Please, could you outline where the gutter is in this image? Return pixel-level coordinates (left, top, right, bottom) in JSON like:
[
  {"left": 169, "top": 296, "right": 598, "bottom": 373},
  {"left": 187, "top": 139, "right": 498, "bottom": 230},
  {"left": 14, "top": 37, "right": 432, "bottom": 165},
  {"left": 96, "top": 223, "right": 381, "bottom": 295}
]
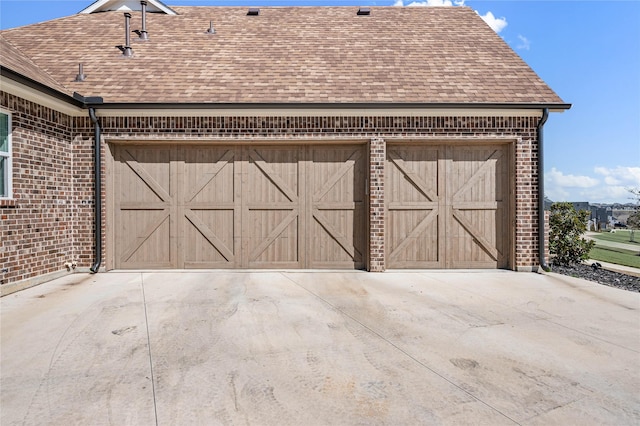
[
  {"left": 71, "top": 94, "right": 105, "bottom": 273},
  {"left": 82, "top": 101, "right": 573, "bottom": 111},
  {"left": 537, "top": 108, "right": 550, "bottom": 272},
  {"left": 88, "top": 107, "right": 102, "bottom": 273}
]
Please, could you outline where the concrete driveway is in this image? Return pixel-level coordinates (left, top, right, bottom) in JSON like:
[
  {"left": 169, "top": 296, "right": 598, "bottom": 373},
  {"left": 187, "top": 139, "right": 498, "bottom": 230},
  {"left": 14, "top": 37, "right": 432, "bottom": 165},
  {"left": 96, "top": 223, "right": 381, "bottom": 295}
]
[{"left": 2, "top": 271, "right": 639, "bottom": 425}]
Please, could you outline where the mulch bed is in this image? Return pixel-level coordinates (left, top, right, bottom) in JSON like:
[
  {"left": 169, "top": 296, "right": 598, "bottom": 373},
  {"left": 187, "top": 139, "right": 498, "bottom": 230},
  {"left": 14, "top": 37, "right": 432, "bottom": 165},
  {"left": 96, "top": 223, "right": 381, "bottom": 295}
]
[{"left": 551, "top": 263, "right": 640, "bottom": 293}]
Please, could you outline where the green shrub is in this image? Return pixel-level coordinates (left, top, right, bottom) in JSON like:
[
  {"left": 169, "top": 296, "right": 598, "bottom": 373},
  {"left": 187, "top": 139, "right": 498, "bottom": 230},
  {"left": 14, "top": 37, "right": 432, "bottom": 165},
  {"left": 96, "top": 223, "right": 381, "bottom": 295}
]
[{"left": 549, "top": 202, "right": 595, "bottom": 266}]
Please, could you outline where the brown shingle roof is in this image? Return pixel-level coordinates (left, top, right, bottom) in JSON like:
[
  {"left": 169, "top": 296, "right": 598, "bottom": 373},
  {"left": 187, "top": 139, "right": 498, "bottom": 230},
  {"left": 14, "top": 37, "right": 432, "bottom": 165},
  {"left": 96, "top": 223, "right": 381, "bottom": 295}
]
[
  {"left": 0, "top": 6, "right": 566, "bottom": 106},
  {"left": 0, "top": 34, "right": 71, "bottom": 95}
]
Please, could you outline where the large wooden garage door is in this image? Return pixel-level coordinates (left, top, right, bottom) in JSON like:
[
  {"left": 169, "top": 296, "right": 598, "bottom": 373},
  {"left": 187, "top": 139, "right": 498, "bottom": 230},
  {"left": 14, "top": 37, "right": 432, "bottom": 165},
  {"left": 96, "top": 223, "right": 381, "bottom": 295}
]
[
  {"left": 111, "top": 144, "right": 365, "bottom": 269},
  {"left": 386, "top": 144, "right": 510, "bottom": 269}
]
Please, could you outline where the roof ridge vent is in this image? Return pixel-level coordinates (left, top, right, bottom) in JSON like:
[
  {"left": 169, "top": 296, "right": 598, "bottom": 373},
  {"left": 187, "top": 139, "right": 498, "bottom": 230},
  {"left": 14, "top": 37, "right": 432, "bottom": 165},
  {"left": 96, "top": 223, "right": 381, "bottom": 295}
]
[
  {"left": 133, "top": 0, "right": 149, "bottom": 41},
  {"left": 357, "top": 7, "right": 371, "bottom": 15},
  {"left": 247, "top": 8, "right": 260, "bottom": 16},
  {"left": 116, "top": 13, "right": 134, "bottom": 57}
]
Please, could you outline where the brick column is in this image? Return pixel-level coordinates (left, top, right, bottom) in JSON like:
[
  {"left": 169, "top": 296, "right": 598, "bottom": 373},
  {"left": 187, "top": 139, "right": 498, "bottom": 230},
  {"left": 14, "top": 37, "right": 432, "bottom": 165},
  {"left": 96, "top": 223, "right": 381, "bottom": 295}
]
[{"left": 369, "top": 137, "right": 385, "bottom": 271}]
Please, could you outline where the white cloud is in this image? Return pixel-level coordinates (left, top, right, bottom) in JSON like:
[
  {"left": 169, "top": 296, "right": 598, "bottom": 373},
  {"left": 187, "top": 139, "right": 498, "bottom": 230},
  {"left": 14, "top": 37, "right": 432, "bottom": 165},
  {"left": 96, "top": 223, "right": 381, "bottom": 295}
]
[
  {"left": 395, "top": 0, "right": 465, "bottom": 6},
  {"left": 545, "top": 166, "right": 640, "bottom": 204},
  {"left": 546, "top": 167, "right": 599, "bottom": 189},
  {"left": 516, "top": 35, "right": 530, "bottom": 50},
  {"left": 577, "top": 186, "right": 632, "bottom": 204},
  {"left": 594, "top": 166, "right": 640, "bottom": 187},
  {"left": 392, "top": 0, "right": 507, "bottom": 35},
  {"left": 546, "top": 186, "right": 570, "bottom": 203},
  {"left": 478, "top": 11, "right": 507, "bottom": 33}
]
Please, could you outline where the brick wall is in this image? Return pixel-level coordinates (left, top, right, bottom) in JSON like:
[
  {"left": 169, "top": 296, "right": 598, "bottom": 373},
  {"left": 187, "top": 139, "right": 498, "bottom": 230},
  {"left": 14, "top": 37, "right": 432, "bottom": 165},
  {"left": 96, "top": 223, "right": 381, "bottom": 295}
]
[
  {"left": 0, "top": 94, "right": 75, "bottom": 285},
  {"left": 368, "top": 137, "right": 385, "bottom": 272},
  {"left": 2, "top": 90, "right": 544, "bottom": 286}
]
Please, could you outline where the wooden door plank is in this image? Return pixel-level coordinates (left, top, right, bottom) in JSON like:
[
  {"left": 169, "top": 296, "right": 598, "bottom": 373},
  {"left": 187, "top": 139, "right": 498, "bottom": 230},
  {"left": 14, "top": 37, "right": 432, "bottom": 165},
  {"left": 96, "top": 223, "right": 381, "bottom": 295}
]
[
  {"left": 312, "top": 210, "right": 358, "bottom": 259},
  {"left": 120, "top": 202, "right": 169, "bottom": 210},
  {"left": 249, "top": 209, "right": 299, "bottom": 261},
  {"left": 184, "top": 209, "right": 234, "bottom": 261},
  {"left": 240, "top": 147, "right": 249, "bottom": 268},
  {"left": 180, "top": 146, "right": 241, "bottom": 268},
  {"left": 171, "top": 145, "right": 179, "bottom": 269},
  {"left": 388, "top": 149, "right": 439, "bottom": 202},
  {"left": 122, "top": 149, "right": 172, "bottom": 203},
  {"left": 114, "top": 146, "right": 175, "bottom": 269},
  {"left": 386, "top": 145, "right": 441, "bottom": 268},
  {"left": 249, "top": 149, "right": 299, "bottom": 203},
  {"left": 388, "top": 202, "right": 439, "bottom": 210},
  {"left": 184, "top": 149, "right": 234, "bottom": 203},
  {"left": 246, "top": 147, "right": 301, "bottom": 267},
  {"left": 452, "top": 201, "right": 499, "bottom": 210},
  {"left": 119, "top": 209, "right": 170, "bottom": 263},
  {"left": 246, "top": 203, "right": 303, "bottom": 210},
  {"left": 313, "top": 202, "right": 359, "bottom": 210},
  {"left": 439, "top": 146, "right": 448, "bottom": 268},
  {"left": 309, "top": 145, "right": 365, "bottom": 268},
  {"left": 312, "top": 149, "right": 362, "bottom": 202},
  {"left": 451, "top": 149, "right": 502, "bottom": 201},
  {"left": 300, "top": 147, "right": 309, "bottom": 268},
  {"left": 389, "top": 208, "right": 438, "bottom": 261},
  {"left": 233, "top": 147, "right": 243, "bottom": 268},
  {"left": 452, "top": 209, "right": 499, "bottom": 260},
  {"left": 113, "top": 146, "right": 123, "bottom": 268}
]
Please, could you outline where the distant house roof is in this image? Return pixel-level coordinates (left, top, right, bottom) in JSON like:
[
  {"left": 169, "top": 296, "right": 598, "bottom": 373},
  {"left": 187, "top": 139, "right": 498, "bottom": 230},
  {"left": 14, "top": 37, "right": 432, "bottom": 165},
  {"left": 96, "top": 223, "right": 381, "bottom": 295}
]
[{"left": 0, "top": 6, "right": 568, "bottom": 108}]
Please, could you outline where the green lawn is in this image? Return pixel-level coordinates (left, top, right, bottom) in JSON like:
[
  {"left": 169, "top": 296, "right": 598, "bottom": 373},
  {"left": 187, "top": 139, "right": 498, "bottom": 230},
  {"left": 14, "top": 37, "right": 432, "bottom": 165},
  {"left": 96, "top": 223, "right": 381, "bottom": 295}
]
[
  {"left": 589, "top": 246, "right": 640, "bottom": 268},
  {"left": 591, "top": 230, "right": 639, "bottom": 245}
]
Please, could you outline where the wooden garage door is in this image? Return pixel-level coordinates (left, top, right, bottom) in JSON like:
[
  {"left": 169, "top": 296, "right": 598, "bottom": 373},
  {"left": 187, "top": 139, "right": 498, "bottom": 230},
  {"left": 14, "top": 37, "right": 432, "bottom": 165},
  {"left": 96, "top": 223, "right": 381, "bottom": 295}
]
[
  {"left": 112, "top": 144, "right": 365, "bottom": 269},
  {"left": 386, "top": 144, "right": 510, "bottom": 269}
]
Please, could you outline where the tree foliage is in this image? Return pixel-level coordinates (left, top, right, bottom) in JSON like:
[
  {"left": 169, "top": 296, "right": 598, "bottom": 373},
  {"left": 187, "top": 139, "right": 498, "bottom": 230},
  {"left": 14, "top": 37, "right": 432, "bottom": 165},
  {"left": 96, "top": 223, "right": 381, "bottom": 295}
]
[{"left": 549, "top": 202, "right": 595, "bottom": 266}]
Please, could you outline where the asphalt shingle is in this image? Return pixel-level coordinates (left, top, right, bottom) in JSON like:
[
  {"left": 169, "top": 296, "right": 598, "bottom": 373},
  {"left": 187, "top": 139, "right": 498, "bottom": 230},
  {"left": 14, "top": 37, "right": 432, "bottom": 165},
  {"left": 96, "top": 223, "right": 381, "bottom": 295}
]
[{"left": 0, "top": 6, "right": 565, "bottom": 105}]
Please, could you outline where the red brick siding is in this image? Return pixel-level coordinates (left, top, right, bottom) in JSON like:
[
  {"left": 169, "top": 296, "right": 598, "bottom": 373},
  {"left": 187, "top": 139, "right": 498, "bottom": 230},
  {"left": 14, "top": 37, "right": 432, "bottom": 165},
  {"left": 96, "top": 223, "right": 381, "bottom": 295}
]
[
  {"left": 0, "top": 94, "right": 75, "bottom": 285},
  {"left": 2, "top": 91, "right": 544, "bottom": 285},
  {"left": 368, "top": 137, "right": 385, "bottom": 272}
]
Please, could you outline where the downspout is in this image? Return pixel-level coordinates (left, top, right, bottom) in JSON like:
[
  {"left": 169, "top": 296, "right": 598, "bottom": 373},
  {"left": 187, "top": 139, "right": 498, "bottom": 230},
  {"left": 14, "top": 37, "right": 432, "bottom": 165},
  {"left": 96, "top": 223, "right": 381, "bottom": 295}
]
[
  {"left": 537, "top": 108, "right": 550, "bottom": 272},
  {"left": 89, "top": 107, "right": 102, "bottom": 273}
]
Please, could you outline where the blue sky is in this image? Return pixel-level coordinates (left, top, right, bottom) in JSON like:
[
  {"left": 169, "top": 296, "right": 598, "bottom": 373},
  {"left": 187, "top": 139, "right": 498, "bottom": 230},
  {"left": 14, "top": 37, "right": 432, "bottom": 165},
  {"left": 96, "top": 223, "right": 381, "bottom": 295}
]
[{"left": 1, "top": 0, "right": 639, "bottom": 204}]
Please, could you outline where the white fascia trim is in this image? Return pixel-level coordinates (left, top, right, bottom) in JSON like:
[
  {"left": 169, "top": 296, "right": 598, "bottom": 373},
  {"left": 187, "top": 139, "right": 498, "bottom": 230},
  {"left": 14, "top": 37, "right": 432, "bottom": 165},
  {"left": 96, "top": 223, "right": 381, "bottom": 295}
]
[
  {"left": 79, "top": 0, "right": 177, "bottom": 15},
  {"left": 95, "top": 108, "right": 546, "bottom": 118},
  {"left": 0, "top": 77, "right": 85, "bottom": 117},
  {"left": 78, "top": 0, "right": 109, "bottom": 14}
]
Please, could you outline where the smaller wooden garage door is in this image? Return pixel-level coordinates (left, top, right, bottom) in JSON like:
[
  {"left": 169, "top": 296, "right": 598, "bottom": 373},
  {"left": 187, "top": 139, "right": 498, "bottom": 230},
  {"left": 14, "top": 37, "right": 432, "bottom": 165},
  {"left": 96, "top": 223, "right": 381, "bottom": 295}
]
[
  {"left": 111, "top": 144, "right": 365, "bottom": 269},
  {"left": 386, "top": 144, "right": 511, "bottom": 269}
]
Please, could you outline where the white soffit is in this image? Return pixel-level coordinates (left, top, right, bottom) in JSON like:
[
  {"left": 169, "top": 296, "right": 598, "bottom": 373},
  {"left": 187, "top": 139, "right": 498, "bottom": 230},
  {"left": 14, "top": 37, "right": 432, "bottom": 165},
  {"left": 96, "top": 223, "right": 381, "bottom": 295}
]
[{"left": 79, "top": 0, "right": 177, "bottom": 15}]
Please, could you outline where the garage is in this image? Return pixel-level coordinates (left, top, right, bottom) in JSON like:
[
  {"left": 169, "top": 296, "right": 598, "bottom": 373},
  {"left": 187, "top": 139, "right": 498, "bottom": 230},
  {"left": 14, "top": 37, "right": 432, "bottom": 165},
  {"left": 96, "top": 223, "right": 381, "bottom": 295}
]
[
  {"left": 386, "top": 143, "right": 511, "bottom": 269},
  {"left": 110, "top": 144, "right": 366, "bottom": 270}
]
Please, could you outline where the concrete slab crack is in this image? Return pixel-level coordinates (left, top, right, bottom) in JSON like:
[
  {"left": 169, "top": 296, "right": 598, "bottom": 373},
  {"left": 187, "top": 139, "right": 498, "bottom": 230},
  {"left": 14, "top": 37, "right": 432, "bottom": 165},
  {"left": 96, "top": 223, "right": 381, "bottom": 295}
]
[{"left": 140, "top": 273, "right": 159, "bottom": 426}]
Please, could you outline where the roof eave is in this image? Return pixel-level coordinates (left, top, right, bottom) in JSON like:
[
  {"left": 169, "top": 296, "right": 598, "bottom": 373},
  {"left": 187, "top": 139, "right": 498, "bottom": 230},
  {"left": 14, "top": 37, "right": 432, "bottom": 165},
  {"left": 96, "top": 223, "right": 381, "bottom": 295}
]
[
  {"left": 0, "top": 66, "right": 571, "bottom": 114},
  {"left": 0, "top": 66, "right": 84, "bottom": 109},
  {"left": 85, "top": 101, "right": 572, "bottom": 111}
]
